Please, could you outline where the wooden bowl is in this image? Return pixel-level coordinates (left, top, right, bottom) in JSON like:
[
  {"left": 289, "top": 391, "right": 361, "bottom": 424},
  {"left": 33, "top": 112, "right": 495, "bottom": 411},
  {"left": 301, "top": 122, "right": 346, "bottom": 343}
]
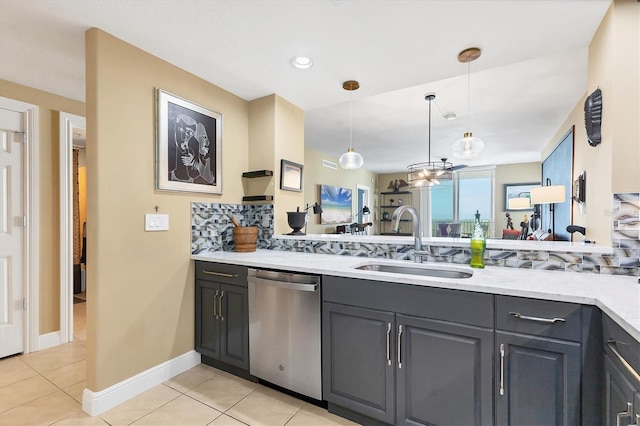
[{"left": 233, "top": 227, "right": 258, "bottom": 252}]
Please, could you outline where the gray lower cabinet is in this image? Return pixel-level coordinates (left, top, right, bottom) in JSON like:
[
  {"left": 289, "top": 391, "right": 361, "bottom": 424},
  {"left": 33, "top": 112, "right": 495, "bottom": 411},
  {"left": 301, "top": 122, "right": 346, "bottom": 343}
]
[
  {"left": 195, "top": 262, "right": 249, "bottom": 371},
  {"left": 603, "top": 314, "right": 640, "bottom": 426},
  {"left": 322, "top": 302, "right": 395, "bottom": 424},
  {"left": 495, "top": 331, "right": 581, "bottom": 426},
  {"left": 396, "top": 314, "right": 493, "bottom": 426},
  {"left": 322, "top": 276, "right": 494, "bottom": 426},
  {"left": 604, "top": 354, "right": 639, "bottom": 426},
  {"left": 495, "top": 295, "right": 583, "bottom": 426}
]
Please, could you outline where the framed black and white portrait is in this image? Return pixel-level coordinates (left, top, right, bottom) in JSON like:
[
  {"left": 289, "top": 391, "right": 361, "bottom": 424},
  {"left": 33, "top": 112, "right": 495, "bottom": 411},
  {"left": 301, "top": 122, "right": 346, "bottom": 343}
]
[{"left": 156, "top": 89, "right": 222, "bottom": 194}]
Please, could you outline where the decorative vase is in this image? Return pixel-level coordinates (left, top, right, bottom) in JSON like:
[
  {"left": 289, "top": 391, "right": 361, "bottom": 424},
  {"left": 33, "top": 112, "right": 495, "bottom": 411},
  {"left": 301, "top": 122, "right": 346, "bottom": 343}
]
[{"left": 287, "top": 212, "right": 307, "bottom": 235}]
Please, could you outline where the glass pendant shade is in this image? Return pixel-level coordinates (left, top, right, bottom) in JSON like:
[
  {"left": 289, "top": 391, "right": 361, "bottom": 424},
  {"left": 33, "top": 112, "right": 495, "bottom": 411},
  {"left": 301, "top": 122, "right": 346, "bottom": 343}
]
[
  {"left": 452, "top": 132, "right": 485, "bottom": 159},
  {"left": 339, "top": 148, "right": 364, "bottom": 170},
  {"left": 339, "top": 80, "right": 363, "bottom": 170}
]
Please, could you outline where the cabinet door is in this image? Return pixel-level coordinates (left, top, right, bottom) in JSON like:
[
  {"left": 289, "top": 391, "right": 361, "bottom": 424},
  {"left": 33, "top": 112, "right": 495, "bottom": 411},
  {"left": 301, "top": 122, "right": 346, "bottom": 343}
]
[
  {"left": 496, "top": 331, "right": 581, "bottom": 426},
  {"left": 322, "top": 302, "right": 395, "bottom": 424},
  {"left": 219, "top": 283, "right": 249, "bottom": 370},
  {"left": 396, "top": 314, "right": 493, "bottom": 426},
  {"left": 195, "top": 280, "right": 221, "bottom": 359},
  {"left": 604, "top": 354, "right": 637, "bottom": 426}
]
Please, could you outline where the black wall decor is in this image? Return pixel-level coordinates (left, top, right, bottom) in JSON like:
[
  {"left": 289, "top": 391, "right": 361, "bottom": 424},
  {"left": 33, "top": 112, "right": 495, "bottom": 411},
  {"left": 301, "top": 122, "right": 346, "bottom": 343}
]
[{"left": 584, "top": 88, "right": 602, "bottom": 147}]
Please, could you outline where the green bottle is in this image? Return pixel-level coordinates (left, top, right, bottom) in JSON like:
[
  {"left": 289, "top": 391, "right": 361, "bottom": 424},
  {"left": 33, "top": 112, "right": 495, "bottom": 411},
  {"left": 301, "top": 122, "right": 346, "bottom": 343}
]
[{"left": 470, "top": 210, "right": 486, "bottom": 269}]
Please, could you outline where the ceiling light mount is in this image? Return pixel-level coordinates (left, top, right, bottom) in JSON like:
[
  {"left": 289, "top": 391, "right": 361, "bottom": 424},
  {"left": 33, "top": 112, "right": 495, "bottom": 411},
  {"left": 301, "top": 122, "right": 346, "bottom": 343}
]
[
  {"left": 339, "top": 80, "right": 364, "bottom": 170},
  {"left": 453, "top": 47, "right": 485, "bottom": 159}
]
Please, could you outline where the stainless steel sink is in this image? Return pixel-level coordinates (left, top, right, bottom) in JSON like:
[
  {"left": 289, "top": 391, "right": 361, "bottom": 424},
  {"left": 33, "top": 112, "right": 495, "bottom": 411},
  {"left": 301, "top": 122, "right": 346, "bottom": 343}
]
[{"left": 355, "top": 263, "right": 473, "bottom": 279}]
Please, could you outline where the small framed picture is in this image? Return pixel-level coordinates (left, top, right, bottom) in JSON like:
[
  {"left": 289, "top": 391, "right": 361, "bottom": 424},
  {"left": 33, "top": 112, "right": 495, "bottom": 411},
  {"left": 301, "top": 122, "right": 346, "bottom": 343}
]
[
  {"left": 156, "top": 88, "right": 222, "bottom": 194},
  {"left": 280, "top": 159, "right": 303, "bottom": 192}
]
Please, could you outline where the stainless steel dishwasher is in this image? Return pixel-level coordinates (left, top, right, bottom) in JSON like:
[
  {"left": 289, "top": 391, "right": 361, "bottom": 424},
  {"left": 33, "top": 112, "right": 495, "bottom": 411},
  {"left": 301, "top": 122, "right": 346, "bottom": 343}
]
[{"left": 248, "top": 268, "right": 321, "bottom": 400}]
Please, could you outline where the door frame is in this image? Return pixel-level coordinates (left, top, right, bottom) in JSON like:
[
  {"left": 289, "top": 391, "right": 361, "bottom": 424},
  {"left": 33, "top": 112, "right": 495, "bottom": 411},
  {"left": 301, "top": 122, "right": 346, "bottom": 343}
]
[
  {"left": 59, "top": 112, "right": 85, "bottom": 344},
  {"left": 356, "top": 184, "right": 370, "bottom": 219},
  {"left": 0, "top": 96, "right": 39, "bottom": 354}
]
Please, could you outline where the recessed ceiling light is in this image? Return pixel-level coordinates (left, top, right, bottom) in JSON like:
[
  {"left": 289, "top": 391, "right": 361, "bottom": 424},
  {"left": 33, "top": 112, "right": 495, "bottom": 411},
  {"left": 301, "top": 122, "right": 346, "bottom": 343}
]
[{"left": 290, "top": 56, "right": 313, "bottom": 69}]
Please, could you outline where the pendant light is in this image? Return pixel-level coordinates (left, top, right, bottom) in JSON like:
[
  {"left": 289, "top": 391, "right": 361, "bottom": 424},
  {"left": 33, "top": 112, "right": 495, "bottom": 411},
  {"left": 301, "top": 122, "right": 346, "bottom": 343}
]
[
  {"left": 339, "top": 80, "right": 364, "bottom": 170},
  {"left": 407, "top": 93, "right": 453, "bottom": 187},
  {"left": 453, "top": 47, "right": 485, "bottom": 159}
]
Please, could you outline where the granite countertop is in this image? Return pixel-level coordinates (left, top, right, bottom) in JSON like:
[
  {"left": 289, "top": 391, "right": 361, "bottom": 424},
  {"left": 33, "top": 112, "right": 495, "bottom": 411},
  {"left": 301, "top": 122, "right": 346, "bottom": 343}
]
[{"left": 192, "top": 250, "right": 640, "bottom": 341}]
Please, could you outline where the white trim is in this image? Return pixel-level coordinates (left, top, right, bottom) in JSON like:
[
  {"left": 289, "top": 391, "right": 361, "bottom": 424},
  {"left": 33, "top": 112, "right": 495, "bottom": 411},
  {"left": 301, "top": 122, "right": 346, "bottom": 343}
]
[
  {"left": 82, "top": 350, "right": 201, "bottom": 416},
  {"left": 59, "top": 112, "right": 86, "bottom": 345},
  {"left": 0, "top": 97, "right": 39, "bottom": 354},
  {"left": 38, "top": 331, "right": 62, "bottom": 350}
]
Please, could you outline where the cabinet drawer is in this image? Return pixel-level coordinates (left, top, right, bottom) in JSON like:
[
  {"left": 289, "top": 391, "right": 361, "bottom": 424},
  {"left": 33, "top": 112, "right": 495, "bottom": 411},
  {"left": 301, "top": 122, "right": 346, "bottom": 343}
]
[
  {"left": 196, "top": 261, "right": 247, "bottom": 286},
  {"left": 496, "top": 295, "right": 581, "bottom": 342},
  {"left": 323, "top": 276, "right": 493, "bottom": 328},
  {"left": 603, "top": 314, "right": 640, "bottom": 382}
]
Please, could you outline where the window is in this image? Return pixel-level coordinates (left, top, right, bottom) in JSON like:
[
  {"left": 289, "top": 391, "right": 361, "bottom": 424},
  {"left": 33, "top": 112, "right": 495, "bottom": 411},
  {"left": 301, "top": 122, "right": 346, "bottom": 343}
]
[{"left": 422, "top": 167, "right": 495, "bottom": 237}]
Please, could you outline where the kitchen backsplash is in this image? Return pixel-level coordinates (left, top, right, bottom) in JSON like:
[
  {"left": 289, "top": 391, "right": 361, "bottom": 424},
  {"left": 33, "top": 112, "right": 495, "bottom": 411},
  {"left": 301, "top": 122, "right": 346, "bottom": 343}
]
[
  {"left": 191, "top": 193, "right": 639, "bottom": 276},
  {"left": 191, "top": 202, "right": 274, "bottom": 253}
]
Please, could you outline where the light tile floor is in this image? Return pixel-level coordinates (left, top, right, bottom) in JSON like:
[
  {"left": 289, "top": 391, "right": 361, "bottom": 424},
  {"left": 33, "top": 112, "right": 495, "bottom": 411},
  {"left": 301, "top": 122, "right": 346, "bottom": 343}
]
[{"left": 0, "top": 302, "right": 358, "bottom": 426}]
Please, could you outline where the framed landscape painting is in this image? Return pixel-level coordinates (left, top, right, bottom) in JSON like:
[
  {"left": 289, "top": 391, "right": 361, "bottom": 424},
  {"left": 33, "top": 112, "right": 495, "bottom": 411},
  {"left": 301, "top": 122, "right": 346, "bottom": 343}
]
[
  {"left": 320, "top": 184, "right": 352, "bottom": 224},
  {"left": 156, "top": 88, "right": 222, "bottom": 194}
]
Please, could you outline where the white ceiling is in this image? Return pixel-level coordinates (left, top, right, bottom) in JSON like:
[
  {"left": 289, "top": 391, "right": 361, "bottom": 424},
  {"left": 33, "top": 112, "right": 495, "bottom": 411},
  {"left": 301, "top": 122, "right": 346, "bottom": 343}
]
[{"left": 0, "top": 0, "right": 611, "bottom": 173}]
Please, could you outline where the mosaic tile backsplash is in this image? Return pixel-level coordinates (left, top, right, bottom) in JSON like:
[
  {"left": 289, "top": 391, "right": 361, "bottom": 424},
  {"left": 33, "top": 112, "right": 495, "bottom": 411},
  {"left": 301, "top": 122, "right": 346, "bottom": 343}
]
[
  {"left": 192, "top": 194, "right": 639, "bottom": 277},
  {"left": 191, "top": 202, "right": 274, "bottom": 253}
]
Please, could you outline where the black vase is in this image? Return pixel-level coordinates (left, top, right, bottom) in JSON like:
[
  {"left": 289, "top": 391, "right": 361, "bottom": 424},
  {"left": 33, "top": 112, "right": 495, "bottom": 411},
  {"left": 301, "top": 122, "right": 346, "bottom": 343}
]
[{"left": 287, "top": 212, "right": 307, "bottom": 235}]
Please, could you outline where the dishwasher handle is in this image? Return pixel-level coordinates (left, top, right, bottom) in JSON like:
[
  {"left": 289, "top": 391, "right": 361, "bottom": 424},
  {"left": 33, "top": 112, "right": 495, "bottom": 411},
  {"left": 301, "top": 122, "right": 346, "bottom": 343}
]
[
  {"left": 249, "top": 276, "right": 318, "bottom": 292},
  {"left": 248, "top": 269, "right": 319, "bottom": 292}
]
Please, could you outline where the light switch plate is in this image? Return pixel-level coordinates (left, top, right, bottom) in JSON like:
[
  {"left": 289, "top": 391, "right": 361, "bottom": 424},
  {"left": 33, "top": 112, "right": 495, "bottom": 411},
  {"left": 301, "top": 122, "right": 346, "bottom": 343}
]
[{"left": 145, "top": 214, "right": 169, "bottom": 231}]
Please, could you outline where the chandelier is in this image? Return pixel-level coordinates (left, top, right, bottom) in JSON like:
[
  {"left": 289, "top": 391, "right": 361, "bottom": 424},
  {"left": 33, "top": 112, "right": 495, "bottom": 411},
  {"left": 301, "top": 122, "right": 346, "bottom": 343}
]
[{"left": 407, "top": 93, "right": 454, "bottom": 187}]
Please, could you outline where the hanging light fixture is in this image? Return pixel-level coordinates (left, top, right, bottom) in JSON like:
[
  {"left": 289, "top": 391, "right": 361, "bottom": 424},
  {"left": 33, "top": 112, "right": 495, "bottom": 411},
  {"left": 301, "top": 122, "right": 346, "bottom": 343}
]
[
  {"left": 338, "top": 80, "right": 364, "bottom": 170},
  {"left": 453, "top": 47, "right": 485, "bottom": 159},
  {"left": 407, "top": 93, "right": 454, "bottom": 187}
]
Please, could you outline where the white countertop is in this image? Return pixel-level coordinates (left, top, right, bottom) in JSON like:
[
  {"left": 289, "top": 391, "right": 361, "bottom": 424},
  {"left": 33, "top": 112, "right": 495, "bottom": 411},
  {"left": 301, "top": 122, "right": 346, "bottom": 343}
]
[
  {"left": 273, "top": 234, "right": 613, "bottom": 254},
  {"left": 192, "top": 250, "right": 640, "bottom": 341}
]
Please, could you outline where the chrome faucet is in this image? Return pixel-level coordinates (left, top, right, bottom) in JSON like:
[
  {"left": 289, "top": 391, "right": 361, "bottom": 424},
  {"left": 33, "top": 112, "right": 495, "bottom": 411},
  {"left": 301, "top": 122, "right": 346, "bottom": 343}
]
[{"left": 391, "top": 205, "right": 430, "bottom": 263}]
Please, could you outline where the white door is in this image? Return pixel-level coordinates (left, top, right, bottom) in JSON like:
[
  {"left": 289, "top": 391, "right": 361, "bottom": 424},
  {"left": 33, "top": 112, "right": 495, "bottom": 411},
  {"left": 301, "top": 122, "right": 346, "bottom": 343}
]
[{"left": 0, "top": 107, "right": 25, "bottom": 358}]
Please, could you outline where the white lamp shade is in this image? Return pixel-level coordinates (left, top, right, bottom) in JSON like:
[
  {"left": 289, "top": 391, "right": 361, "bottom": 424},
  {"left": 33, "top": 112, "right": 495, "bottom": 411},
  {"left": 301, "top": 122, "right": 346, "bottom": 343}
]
[
  {"left": 339, "top": 148, "right": 364, "bottom": 170},
  {"left": 530, "top": 185, "right": 566, "bottom": 204},
  {"left": 508, "top": 197, "right": 532, "bottom": 210},
  {"left": 452, "top": 132, "right": 485, "bottom": 159}
]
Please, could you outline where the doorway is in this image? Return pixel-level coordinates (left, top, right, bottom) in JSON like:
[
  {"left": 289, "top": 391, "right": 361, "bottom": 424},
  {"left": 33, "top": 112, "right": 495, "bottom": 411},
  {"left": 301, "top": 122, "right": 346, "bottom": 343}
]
[
  {"left": 0, "top": 97, "right": 39, "bottom": 357},
  {"left": 59, "top": 112, "right": 86, "bottom": 344},
  {"left": 356, "top": 184, "right": 371, "bottom": 227}
]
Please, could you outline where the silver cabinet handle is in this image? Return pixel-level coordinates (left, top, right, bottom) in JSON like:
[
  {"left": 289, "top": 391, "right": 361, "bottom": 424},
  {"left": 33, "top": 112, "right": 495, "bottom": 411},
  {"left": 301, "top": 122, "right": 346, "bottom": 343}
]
[
  {"left": 617, "top": 402, "right": 633, "bottom": 426},
  {"left": 633, "top": 413, "right": 640, "bottom": 426},
  {"left": 499, "top": 343, "right": 505, "bottom": 396},
  {"left": 213, "top": 290, "right": 219, "bottom": 319},
  {"left": 219, "top": 291, "right": 224, "bottom": 321},
  {"left": 607, "top": 340, "right": 640, "bottom": 382},
  {"left": 509, "top": 311, "right": 566, "bottom": 324},
  {"left": 397, "top": 325, "right": 403, "bottom": 369},
  {"left": 203, "top": 270, "right": 238, "bottom": 278},
  {"left": 386, "top": 323, "right": 392, "bottom": 366}
]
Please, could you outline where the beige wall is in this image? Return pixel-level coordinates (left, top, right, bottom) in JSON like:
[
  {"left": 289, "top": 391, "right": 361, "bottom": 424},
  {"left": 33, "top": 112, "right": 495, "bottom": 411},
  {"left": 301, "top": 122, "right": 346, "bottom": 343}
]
[
  {"left": 542, "top": 0, "right": 640, "bottom": 247},
  {"left": 609, "top": 0, "right": 640, "bottom": 192},
  {"left": 248, "top": 95, "right": 305, "bottom": 234},
  {"left": 303, "top": 148, "right": 378, "bottom": 234},
  {"left": 273, "top": 95, "right": 305, "bottom": 235},
  {"left": 0, "top": 79, "right": 85, "bottom": 334},
  {"left": 85, "top": 28, "right": 250, "bottom": 391},
  {"left": 494, "top": 162, "right": 541, "bottom": 238}
]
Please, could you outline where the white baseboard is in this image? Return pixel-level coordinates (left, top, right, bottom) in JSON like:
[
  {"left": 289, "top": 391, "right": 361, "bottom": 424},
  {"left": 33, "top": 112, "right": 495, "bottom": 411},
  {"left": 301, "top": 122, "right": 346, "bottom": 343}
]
[
  {"left": 38, "top": 331, "right": 61, "bottom": 351},
  {"left": 82, "top": 350, "right": 201, "bottom": 416}
]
